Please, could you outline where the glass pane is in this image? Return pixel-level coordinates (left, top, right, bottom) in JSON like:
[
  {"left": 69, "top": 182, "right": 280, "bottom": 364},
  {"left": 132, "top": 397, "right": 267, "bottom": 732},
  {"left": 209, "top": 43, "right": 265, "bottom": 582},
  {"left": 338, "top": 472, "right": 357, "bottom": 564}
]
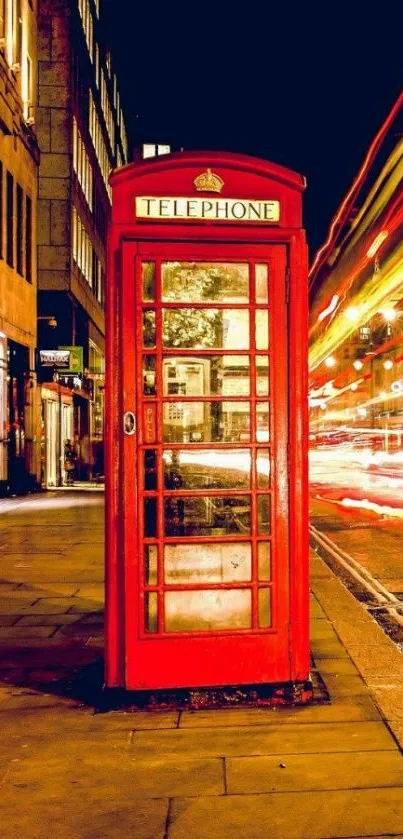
[
  {"left": 163, "top": 449, "right": 251, "bottom": 490},
  {"left": 258, "top": 588, "right": 271, "bottom": 628},
  {"left": 145, "top": 591, "right": 158, "bottom": 633},
  {"left": 143, "top": 310, "right": 156, "bottom": 348},
  {"left": 257, "top": 449, "right": 270, "bottom": 488},
  {"left": 258, "top": 495, "right": 271, "bottom": 534},
  {"left": 143, "top": 355, "right": 156, "bottom": 395},
  {"left": 144, "top": 498, "right": 157, "bottom": 537},
  {"left": 164, "top": 496, "right": 251, "bottom": 537},
  {"left": 165, "top": 589, "right": 252, "bottom": 632},
  {"left": 256, "top": 310, "right": 269, "bottom": 350},
  {"left": 144, "top": 545, "right": 158, "bottom": 585},
  {"left": 258, "top": 542, "right": 271, "bottom": 580},
  {"left": 163, "top": 401, "right": 250, "bottom": 443},
  {"left": 163, "top": 309, "right": 249, "bottom": 350},
  {"left": 256, "top": 402, "right": 270, "bottom": 442},
  {"left": 256, "top": 356, "right": 269, "bottom": 396},
  {"left": 163, "top": 356, "right": 250, "bottom": 397},
  {"left": 142, "top": 261, "right": 155, "bottom": 301},
  {"left": 164, "top": 542, "right": 252, "bottom": 584},
  {"left": 256, "top": 264, "right": 268, "bottom": 303},
  {"left": 144, "top": 450, "right": 157, "bottom": 490},
  {"left": 162, "top": 262, "right": 249, "bottom": 303}
]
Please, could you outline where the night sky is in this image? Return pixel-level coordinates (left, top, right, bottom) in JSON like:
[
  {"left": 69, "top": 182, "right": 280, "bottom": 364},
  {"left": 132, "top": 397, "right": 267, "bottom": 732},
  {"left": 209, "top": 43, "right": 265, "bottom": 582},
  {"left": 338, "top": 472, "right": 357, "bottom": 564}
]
[{"left": 102, "top": 3, "right": 402, "bottom": 258}]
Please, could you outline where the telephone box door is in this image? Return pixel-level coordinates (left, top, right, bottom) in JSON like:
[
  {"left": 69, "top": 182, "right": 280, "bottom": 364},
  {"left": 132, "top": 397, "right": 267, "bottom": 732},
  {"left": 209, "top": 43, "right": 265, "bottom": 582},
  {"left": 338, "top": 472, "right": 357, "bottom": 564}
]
[{"left": 121, "top": 241, "right": 290, "bottom": 690}]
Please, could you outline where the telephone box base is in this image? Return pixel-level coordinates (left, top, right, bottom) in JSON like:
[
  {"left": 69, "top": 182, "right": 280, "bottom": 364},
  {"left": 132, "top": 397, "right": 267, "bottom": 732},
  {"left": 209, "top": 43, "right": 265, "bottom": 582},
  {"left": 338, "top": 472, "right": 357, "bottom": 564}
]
[{"left": 100, "top": 679, "right": 317, "bottom": 712}]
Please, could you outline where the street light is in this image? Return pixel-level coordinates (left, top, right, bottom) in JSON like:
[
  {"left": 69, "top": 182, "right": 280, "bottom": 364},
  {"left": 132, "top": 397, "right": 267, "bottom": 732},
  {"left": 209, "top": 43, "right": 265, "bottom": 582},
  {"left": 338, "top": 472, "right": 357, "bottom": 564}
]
[{"left": 37, "top": 316, "right": 58, "bottom": 328}]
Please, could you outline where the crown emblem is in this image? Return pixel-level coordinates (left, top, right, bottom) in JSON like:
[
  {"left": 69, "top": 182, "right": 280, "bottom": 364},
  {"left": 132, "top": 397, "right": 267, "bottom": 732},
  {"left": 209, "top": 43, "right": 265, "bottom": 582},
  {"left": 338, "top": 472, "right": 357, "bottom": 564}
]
[{"left": 193, "top": 168, "right": 224, "bottom": 193}]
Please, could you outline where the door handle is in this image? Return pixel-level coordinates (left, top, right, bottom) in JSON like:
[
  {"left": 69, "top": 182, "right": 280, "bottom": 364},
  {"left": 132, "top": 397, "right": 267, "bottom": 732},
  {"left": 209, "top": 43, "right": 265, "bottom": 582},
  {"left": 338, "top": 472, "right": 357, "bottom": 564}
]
[{"left": 123, "top": 411, "right": 136, "bottom": 435}]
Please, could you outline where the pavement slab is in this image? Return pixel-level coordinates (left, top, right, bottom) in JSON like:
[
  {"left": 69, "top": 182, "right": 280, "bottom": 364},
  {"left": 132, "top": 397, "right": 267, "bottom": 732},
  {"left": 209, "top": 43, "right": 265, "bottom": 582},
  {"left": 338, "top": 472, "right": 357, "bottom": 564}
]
[
  {"left": 226, "top": 750, "right": 403, "bottom": 794},
  {"left": 131, "top": 720, "right": 397, "bottom": 757},
  {"left": 179, "top": 697, "right": 381, "bottom": 727},
  {"left": 168, "top": 789, "right": 403, "bottom": 839}
]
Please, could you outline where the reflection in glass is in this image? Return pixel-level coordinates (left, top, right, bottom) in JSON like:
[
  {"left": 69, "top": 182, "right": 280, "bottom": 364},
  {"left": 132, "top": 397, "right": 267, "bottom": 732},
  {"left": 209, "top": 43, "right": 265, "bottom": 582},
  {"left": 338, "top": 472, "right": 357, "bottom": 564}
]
[
  {"left": 165, "top": 589, "right": 252, "bottom": 632},
  {"left": 163, "top": 309, "right": 249, "bottom": 349},
  {"left": 143, "top": 355, "right": 156, "bottom": 395},
  {"left": 142, "top": 261, "right": 155, "bottom": 301},
  {"left": 162, "top": 262, "right": 249, "bottom": 303},
  {"left": 164, "top": 496, "right": 251, "bottom": 536},
  {"left": 258, "top": 588, "right": 271, "bottom": 627},
  {"left": 256, "top": 402, "right": 270, "bottom": 442},
  {"left": 163, "top": 449, "right": 251, "bottom": 489},
  {"left": 256, "top": 356, "right": 269, "bottom": 396},
  {"left": 163, "top": 401, "right": 250, "bottom": 443},
  {"left": 144, "top": 545, "right": 158, "bottom": 585},
  {"left": 256, "top": 310, "right": 269, "bottom": 350},
  {"left": 256, "top": 264, "right": 268, "bottom": 303},
  {"left": 144, "top": 450, "right": 157, "bottom": 490},
  {"left": 143, "top": 310, "right": 156, "bottom": 348},
  {"left": 258, "top": 542, "right": 271, "bottom": 580},
  {"left": 144, "top": 498, "right": 157, "bottom": 537},
  {"left": 257, "top": 449, "right": 270, "bottom": 488},
  {"left": 258, "top": 495, "right": 271, "bottom": 534},
  {"left": 164, "top": 543, "right": 252, "bottom": 584},
  {"left": 163, "top": 356, "right": 250, "bottom": 397},
  {"left": 145, "top": 592, "right": 158, "bottom": 633}
]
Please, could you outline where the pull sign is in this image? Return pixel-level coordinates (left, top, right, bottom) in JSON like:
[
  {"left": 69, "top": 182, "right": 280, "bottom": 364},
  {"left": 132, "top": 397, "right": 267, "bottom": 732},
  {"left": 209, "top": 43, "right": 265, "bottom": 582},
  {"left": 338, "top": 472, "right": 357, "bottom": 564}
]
[{"left": 123, "top": 411, "right": 136, "bottom": 435}]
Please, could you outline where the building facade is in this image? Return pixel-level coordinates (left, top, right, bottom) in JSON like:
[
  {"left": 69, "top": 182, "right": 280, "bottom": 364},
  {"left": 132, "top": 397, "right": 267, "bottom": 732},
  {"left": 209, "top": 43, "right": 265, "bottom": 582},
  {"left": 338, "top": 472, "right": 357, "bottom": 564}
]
[
  {"left": 36, "top": 0, "right": 128, "bottom": 486},
  {"left": 0, "top": 0, "right": 40, "bottom": 495}
]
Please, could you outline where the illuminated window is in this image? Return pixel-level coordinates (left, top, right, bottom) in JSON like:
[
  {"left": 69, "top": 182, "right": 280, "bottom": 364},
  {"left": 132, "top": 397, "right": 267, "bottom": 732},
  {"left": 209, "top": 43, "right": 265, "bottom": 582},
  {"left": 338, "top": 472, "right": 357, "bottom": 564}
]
[
  {"left": 25, "top": 194, "right": 31, "bottom": 283},
  {"left": 143, "top": 144, "right": 171, "bottom": 159},
  {"left": 0, "top": 0, "right": 4, "bottom": 40},
  {"left": 16, "top": 183, "right": 23, "bottom": 276},
  {"left": 6, "top": 170, "right": 13, "bottom": 267}
]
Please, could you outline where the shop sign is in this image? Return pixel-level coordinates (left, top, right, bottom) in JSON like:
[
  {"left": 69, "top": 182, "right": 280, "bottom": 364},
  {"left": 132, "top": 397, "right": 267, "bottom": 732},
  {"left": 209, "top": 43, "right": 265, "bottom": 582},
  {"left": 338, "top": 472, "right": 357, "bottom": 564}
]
[
  {"left": 135, "top": 196, "right": 280, "bottom": 223},
  {"left": 58, "top": 346, "right": 84, "bottom": 374},
  {"left": 40, "top": 349, "right": 70, "bottom": 367}
]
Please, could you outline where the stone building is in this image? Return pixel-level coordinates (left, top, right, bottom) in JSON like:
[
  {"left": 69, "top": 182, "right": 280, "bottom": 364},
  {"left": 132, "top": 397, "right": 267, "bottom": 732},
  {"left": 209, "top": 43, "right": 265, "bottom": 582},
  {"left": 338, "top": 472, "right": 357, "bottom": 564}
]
[
  {"left": 0, "top": 0, "right": 40, "bottom": 495},
  {"left": 36, "top": 0, "right": 128, "bottom": 486}
]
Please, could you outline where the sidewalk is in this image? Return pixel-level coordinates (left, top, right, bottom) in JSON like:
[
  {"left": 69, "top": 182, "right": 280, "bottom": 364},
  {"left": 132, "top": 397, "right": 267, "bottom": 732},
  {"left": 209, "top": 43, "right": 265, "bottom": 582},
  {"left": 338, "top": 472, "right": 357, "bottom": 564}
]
[{"left": 1, "top": 494, "right": 403, "bottom": 838}]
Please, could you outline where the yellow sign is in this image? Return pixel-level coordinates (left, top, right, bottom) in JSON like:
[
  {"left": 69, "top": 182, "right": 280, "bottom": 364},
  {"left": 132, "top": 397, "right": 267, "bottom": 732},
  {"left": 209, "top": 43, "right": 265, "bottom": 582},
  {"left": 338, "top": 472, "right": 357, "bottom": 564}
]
[{"left": 135, "top": 196, "right": 280, "bottom": 223}]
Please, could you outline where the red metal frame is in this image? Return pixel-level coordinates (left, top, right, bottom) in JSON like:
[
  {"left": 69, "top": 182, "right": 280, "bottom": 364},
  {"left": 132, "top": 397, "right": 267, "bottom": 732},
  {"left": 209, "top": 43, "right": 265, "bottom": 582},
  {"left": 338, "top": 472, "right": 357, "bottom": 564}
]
[{"left": 105, "top": 151, "right": 308, "bottom": 691}]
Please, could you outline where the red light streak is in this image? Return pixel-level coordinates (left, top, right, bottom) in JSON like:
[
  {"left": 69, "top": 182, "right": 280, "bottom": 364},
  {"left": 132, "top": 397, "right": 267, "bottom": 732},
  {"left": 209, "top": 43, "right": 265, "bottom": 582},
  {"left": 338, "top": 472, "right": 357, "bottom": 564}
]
[{"left": 309, "top": 90, "right": 403, "bottom": 285}]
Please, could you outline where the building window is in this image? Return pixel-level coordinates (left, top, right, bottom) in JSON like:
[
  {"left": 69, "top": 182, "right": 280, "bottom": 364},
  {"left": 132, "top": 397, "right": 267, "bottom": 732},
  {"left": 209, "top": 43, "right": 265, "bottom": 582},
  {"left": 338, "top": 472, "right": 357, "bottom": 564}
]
[
  {"left": 25, "top": 195, "right": 32, "bottom": 283},
  {"left": 22, "top": 53, "right": 32, "bottom": 120},
  {"left": 6, "top": 171, "right": 13, "bottom": 267},
  {"left": 0, "top": 0, "right": 5, "bottom": 39},
  {"left": 16, "top": 183, "right": 23, "bottom": 275}
]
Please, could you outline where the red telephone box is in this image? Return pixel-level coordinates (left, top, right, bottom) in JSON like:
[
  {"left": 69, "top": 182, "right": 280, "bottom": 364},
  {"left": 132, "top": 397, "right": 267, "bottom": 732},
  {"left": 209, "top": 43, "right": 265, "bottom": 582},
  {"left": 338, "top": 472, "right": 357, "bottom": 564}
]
[{"left": 105, "top": 151, "right": 309, "bottom": 692}]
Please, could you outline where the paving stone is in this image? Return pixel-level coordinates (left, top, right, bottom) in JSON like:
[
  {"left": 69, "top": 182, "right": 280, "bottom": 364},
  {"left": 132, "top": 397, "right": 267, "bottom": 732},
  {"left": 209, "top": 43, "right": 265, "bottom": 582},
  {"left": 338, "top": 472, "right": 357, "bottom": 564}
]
[
  {"left": 0, "top": 626, "right": 58, "bottom": 639},
  {"left": 311, "top": 657, "right": 359, "bottom": 675},
  {"left": 19, "top": 583, "right": 80, "bottom": 596},
  {"left": 180, "top": 697, "right": 381, "bottom": 728},
  {"left": 226, "top": 750, "right": 403, "bottom": 794},
  {"left": 16, "top": 613, "right": 84, "bottom": 626},
  {"left": 0, "top": 616, "right": 21, "bottom": 627},
  {"left": 132, "top": 721, "right": 396, "bottom": 758},
  {"left": 347, "top": 644, "right": 403, "bottom": 678},
  {"left": 322, "top": 674, "right": 369, "bottom": 698},
  {"left": 0, "top": 797, "right": 168, "bottom": 839},
  {"left": 6, "top": 748, "right": 223, "bottom": 798},
  {"left": 168, "top": 789, "right": 403, "bottom": 839},
  {"left": 311, "top": 639, "right": 350, "bottom": 658}
]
